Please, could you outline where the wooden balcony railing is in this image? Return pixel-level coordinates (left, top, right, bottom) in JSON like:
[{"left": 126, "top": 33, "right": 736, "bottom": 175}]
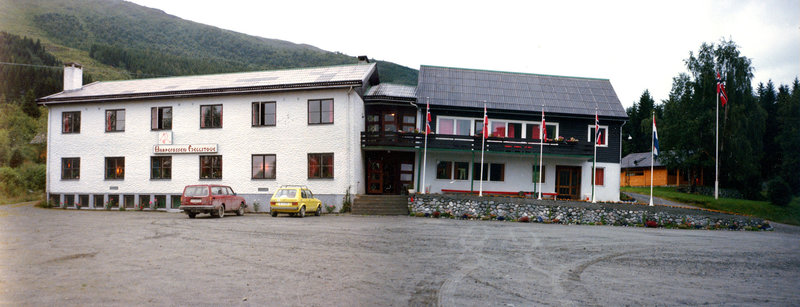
[{"left": 361, "top": 132, "right": 593, "bottom": 156}]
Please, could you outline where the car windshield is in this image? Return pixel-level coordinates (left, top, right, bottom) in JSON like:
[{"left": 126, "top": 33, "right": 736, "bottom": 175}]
[
  {"left": 274, "top": 189, "right": 297, "bottom": 198},
  {"left": 183, "top": 186, "right": 209, "bottom": 197}
]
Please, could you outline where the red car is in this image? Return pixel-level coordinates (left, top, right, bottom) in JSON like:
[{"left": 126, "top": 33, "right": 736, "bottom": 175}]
[{"left": 179, "top": 184, "right": 246, "bottom": 218}]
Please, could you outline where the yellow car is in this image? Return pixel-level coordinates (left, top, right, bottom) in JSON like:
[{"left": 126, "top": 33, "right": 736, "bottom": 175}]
[{"left": 269, "top": 185, "right": 322, "bottom": 218}]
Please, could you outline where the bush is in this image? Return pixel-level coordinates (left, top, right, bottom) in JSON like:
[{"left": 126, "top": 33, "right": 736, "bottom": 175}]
[
  {"left": 18, "top": 163, "right": 45, "bottom": 191},
  {"left": 0, "top": 167, "right": 22, "bottom": 195},
  {"left": 767, "top": 178, "right": 792, "bottom": 206}
]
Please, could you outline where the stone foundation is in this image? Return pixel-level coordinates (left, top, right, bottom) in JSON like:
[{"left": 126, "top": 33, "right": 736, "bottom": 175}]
[{"left": 409, "top": 194, "right": 770, "bottom": 230}]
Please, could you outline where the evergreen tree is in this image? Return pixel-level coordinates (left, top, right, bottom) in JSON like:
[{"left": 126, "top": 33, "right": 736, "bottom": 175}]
[{"left": 776, "top": 79, "right": 800, "bottom": 195}]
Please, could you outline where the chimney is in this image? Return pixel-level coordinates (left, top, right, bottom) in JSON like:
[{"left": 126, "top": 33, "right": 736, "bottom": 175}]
[
  {"left": 63, "top": 63, "right": 83, "bottom": 91},
  {"left": 357, "top": 55, "right": 370, "bottom": 64}
]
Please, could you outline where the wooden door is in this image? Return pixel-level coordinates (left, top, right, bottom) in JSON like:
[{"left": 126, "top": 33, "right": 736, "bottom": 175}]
[
  {"left": 555, "top": 166, "right": 581, "bottom": 199},
  {"left": 367, "top": 156, "right": 383, "bottom": 194}
]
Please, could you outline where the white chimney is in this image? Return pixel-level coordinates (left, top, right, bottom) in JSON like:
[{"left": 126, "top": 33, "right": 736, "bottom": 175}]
[{"left": 63, "top": 63, "right": 83, "bottom": 91}]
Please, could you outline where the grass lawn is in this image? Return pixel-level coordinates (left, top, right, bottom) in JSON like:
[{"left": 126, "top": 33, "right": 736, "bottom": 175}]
[
  {"left": 0, "top": 192, "right": 43, "bottom": 206},
  {"left": 622, "top": 186, "right": 800, "bottom": 226}
]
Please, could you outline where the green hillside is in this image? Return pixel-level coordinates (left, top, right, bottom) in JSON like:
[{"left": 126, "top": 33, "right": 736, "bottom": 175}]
[{"left": 0, "top": 0, "right": 418, "bottom": 84}]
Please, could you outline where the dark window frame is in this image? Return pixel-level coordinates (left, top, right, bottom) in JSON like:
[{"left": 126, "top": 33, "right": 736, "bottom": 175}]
[
  {"left": 593, "top": 167, "right": 605, "bottom": 186},
  {"left": 308, "top": 153, "right": 334, "bottom": 179},
  {"left": 151, "top": 106, "right": 173, "bottom": 130},
  {"left": 62, "top": 111, "right": 81, "bottom": 134},
  {"left": 200, "top": 104, "right": 223, "bottom": 129},
  {"left": 61, "top": 157, "right": 80, "bottom": 180},
  {"left": 199, "top": 155, "right": 222, "bottom": 179},
  {"left": 252, "top": 101, "right": 277, "bottom": 127},
  {"left": 533, "top": 164, "right": 546, "bottom": 183},
  {"left": 105, "top": 109, "right": 125, "bottom": 132},
  {"left": 472, "top": 162, "right": 505, "bottom": 182},
  {"left": 251, "top": 154, "right": 276, "bottom": 179},
  {"left": 436, "top": 161, "right": 453, "bottom": 179},
  {"left": 150, "top": 156, "right": 172, "bottom": 180},
  {"left": 104, "top": 157, "right": 125, "bottom": 180},
  {"left": 308, "top": 99, "right": 334, "bottom": 125}
]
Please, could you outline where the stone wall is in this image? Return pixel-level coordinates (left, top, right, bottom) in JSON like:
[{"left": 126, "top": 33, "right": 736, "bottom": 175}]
[{"left": 409, "top": 194, "right": 770, "bottom": 230}]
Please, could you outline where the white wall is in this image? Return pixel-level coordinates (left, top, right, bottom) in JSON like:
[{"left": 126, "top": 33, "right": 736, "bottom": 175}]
[
  {"left": 419, "top": 152, "right": 621, "bottom": 202},
  {"left": 46, "top": 88, "right": 364, "bottom": 206}
]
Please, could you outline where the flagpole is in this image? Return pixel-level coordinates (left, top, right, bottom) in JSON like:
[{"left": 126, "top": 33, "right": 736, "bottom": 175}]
[
  {"left": 479, "top": 102, "right": 486, "bottom": 197},
  {"left": 649, "top": 112, "right": 655, "bottom": 206},
  {"left": 422, "top": 97, "right": 429, "bottom": 194},
  {"left": 592, "top": 108, "right": 597, "bottom": 203},
  {"left": 715, "top": 74, "right": 719, "bottom": 200},
  {"left": 537, "top": 105, "right": 544, "bottom": 200}
]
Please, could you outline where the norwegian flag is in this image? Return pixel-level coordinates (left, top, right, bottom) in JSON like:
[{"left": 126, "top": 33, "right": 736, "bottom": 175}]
[
  {"left": 483, "top": 104, "right": 488, "bottom": 139},
  {"left": 717, "top": 72, "right": 729, "bottom": 107},
  {"left": 595, "top": 111, "right": 600, "bottom": 144},
  {"left": 426, "top": 101, "right": 431, "bottom": 134},
  {"left": 653, "top": 114, "right": 660, "bottom": 157},
  {"left": 541, "top": 109, "right": 546, "bottom": 141}
]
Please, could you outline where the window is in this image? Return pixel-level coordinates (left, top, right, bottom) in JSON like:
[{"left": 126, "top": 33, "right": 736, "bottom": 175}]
[
  {"left": 151, "top": 107, "right": 172, "bottom": 130},
  {"left": 62, "top": 111, "right": 80, "bottom": 133},
  {"left": 474, "top": 120, "right": 484, "bottom": 136},
  {"left": 61, "top": 158, "right": 80, "bottom": 179},
  {"left": 437, "top": 117, "right": 471, "bottom": 136},
  {"left": 252, "top": 154, "right": 276, "bottom": 179},
  {"left": 627, "top": 170, "right": 644, "bottom": 176},
  {"left": 402, "top": 115, "right": 416, "bottom": 132},
  {"left": 533, "top": 164, "right": 546, "bottom": 183},
  {"left": 490, "top": 121, "right": 507, "bottom": 137},
  {"left": 308, "top": 99, "right": 334, "bottom": 124},
  {"left": 105, "top": 109, "right": 125, "bottom": 132},
  {"left": 308, "top": 153, "right": 333, "bottom": 179},
  {"left": 252, "top": 102, "right": 276, "bottom": 126},
  {"left": 200, "top": 105, "right": 222, "bottom": 128},
  {"left": 150, "top": 156, "right": 172, "bottom": 179},
  {"left": 105, "top": 157, "right": 125, "bottom": 180},
  {"left": 588, "top": 125, "right": 608, "bottom": 146},
  {"left": 200, "top": 155, "right": 222, "bottom": 179},
  {"left": 108, "top": 195, "right": 120, "bottom": 208},
  {"left": 154, "top": 195, "right": 166, "bottom": 208},
  {"left": 436, "top": 161, "right": 469, "bottom": 180},
  {"left": 472, "top": 163, "right": 504, "bottom": 181},
  {"left": 593, "top": 168, "right": 605, "bottom": 186},
  {"left": 454, "top": 162, "right": 469, "bottom": 180},
  {"left": 436, "top": 161, "right": 452, "bottom": 179},
  {"left": 524, "top": 123, "right": 558, "bottom": 140}
]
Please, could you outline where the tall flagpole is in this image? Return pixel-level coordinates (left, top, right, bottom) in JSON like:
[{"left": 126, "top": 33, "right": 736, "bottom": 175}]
[
  {"left": 479, "top": 102, "right": 487, "bottom": 197},
  {"left": 422, "top": 97, "right": 430, "bottom": 194},
  {"left": 537, "top": 105, "right": 544, "bottom": 200},
  {"left": 715, "top": 73, "right": 720, "bottom": 200},
  {"left": 592, "top": 108, "right": 597, "bottom": 203},
  {"left": 649, "top": 112, "right": 655, "bottom": 206}
]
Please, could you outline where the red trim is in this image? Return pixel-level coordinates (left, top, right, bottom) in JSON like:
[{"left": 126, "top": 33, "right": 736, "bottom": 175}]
[{"left": 441, "top": 189, "right": 557, "bottom": 196}]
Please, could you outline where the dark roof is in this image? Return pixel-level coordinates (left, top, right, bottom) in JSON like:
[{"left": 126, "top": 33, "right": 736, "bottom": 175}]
[
  {"left": 416, "top": 65, "right": 627, "bottom": 118},
  {"left": 38, "top": 63, "right": 376, "bottom": 105},
  {"left": 621, "top": 152, "right": 663, "bottom": 168}
]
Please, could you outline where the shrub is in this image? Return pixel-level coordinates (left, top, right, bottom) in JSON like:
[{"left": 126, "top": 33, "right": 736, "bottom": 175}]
[
  {"left": 17, "top": 163, "right": 45, "bottom": 191},
  {"left": 767, "top": 177, "right": 791, "bottom": 206},
  {"left": 519, "top": 216, "right": 530, "bottom": 223},
  {"left": 645, "top": 220, "right": 659, "bottom": 228},
  {"left": 253, "top": 201, "right": 261, "bottom": 212},
  {"left": 432, "top": 211, "right": 440, "bottom": 218},
  {"left": 325, "top": 204, "right": 336, "bottom": 213}
]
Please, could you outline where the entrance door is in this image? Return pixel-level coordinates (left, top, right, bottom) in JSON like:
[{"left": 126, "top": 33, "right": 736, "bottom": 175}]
[
  {"left": 555, "top": 166, "right": 581, "bottom": 199},
  {"left": 367, "top": 157, "right": 383, "bottom": 194}
]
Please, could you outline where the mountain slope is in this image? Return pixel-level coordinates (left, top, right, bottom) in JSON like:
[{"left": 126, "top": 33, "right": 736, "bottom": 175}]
[{"left": 0, "top": 0, "right": 418, "bottom": 84}]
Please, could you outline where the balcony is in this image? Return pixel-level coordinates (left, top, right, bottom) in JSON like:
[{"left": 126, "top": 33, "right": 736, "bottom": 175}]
[{"left": 361, "top": 132, "right": 593, "bottom": 156}]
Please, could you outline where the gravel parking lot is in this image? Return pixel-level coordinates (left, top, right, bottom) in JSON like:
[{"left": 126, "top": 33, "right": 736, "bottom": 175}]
[{"left": 2, "top": 202, "right": 799, "bottom": 306}]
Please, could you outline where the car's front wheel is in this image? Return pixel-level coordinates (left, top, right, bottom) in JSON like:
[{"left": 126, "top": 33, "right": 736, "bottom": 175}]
[
  {"left": 315, "top": 205, "right": 321, "bottom": 216},
  {"left": 236, "top": 204, "right": 244, "bottom": 216},
  {"left": 298, "top": 206, "right": 305, "bottom": 218},
  {"left": 215, "top": 206, "right": 225, "bottom": 218},
  {"left": 187, "top": 212, "right": 196, "bottom": 219}
]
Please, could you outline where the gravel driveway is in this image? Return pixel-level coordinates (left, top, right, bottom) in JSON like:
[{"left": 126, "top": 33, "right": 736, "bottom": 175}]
[{"left": 2, "top": 202, "right": 799, "bottom": 306}]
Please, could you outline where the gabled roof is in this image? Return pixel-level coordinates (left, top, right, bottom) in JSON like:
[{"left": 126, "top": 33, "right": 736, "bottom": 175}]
[
  {"left": 416, "top": 65, "right": 627, "bottom": 118},
  {"left": 38, "top": 63, "right": 377, "bottom": 105},
  {"left": 621, "top": 152, "right": 663, "bottom": 168},
  {"left": 365, "top": 83, "right": 416, "bottom": 98}
]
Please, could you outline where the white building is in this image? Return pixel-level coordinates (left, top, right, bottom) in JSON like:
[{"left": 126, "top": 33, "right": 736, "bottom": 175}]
[
  {"left": 39, "top": 60, "right": 628, "bottom": 212},
  {"left": 39, "top": 61, "right": 377, "bottom": 210}
]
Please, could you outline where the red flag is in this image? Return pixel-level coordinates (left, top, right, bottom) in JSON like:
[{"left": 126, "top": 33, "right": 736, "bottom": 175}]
[
  {"left": 597, "top": 130, "right": 603, "bottom": 145},
  {"left": 541, "top": 109, "right": 546, "bottom": 141},
  {"left": 425, "top": 101, "right": 431, "bottom": 134},
  {"left": 595, "top": 111, "right": 600, "bottom": 144},
  {"left": 483, "top": 105, "right": 488, "bottom": 139},
  {"left": 717, "top": 73, "right": 728, "bottom": 107}
]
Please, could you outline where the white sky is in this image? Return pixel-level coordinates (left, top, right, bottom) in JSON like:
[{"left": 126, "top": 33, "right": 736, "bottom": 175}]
[{"left": 127, "top": 0, "right": 799, "bottom": 108}]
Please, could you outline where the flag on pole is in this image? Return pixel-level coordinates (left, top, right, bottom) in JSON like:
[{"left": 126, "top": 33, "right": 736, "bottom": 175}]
[
  {"left": 482, "top": 105, "right": 488, "bottom": 138},
  {"left": 717, "top": 73, "right": 728, "bottom": 107},
  {"left": 426, "top": 101, "right": 431, "bottom": 134},
  {"left": 541, "top": 109, "right": 546, "bottom": 140},
  {"left": 596, "top": 130, "right": 603, "bottom": 145},
  {"left": 652, "top": 115, "right": 660, "bottom": 157}
]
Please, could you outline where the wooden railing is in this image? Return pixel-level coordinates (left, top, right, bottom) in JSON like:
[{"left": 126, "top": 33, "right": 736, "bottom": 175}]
[{"left": 361, "top": 132, "right": 593, "bottom": 156}]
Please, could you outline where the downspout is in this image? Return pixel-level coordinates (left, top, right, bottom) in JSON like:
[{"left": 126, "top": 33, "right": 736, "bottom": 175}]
[
  {"left": 45, "top": 106, "right": 51, "bottom": 203},
  {"left": 347, "top": 86, "right": 353, "bottom": 195},
  {"left": 619, "top": 120, "right": 627, "bottom": 162}
]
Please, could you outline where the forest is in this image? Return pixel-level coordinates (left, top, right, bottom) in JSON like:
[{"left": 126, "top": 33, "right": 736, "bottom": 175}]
[{"left": 622, "top": 39, "right": 800, "bottom": 206}]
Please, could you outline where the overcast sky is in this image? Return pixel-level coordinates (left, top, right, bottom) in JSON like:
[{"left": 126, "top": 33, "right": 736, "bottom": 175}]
[{"left": 127, "top": 0, "right": 799, "bottom": 108}]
